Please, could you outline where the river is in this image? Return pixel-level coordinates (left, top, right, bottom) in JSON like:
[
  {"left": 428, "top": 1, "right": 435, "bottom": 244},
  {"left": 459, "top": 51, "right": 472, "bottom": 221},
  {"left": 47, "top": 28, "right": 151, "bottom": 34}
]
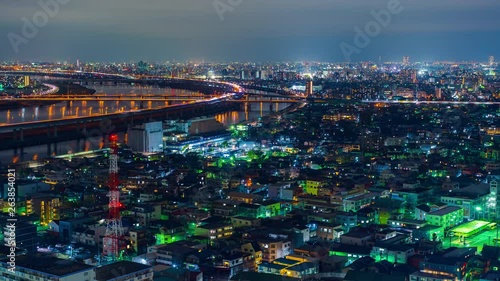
[{"left": 0, "top": 85, "right": 292, "bottom": 163}]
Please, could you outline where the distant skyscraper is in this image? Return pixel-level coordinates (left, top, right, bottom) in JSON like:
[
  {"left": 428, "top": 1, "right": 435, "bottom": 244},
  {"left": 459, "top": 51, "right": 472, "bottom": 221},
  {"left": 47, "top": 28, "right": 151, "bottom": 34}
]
[
  {"left": 489, "top": 56, "right": 495, "bottom": 66},
  {"left": 23, "top": 76, "right": 30, "bottom": 87},
  {"left": 305, "top": 80, "right": 313, "bottom": 96},
  {"left": 435, "top": 87, "right": 442, "bottom": 99},
  {"left": 403, "top": 56, "right": 410, "bottom": 66},
  {"left": 76, "top": 59, "right": 80, "bottom": 69},
  {"left": 241, "top": 70, "right": 251, "bottom": 80},
  {"left": 411, "top": 70, "right": 417, "bottom": 84}
]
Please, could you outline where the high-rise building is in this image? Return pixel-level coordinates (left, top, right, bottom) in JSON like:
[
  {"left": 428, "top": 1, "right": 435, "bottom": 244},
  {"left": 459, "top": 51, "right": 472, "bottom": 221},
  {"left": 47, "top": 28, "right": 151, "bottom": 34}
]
[
  {"left": 403, "top": 56, "right": 410, "bottom": 66},
  {"left": 27, "top": 195, "right": 61, "bottom": 226},
  {"left": 435, "top": 87, "right": 442, "bottom": 99},
  {"left": 411, "top": 70, "right": 417, "bottom": 83},
  {"left": 490, "top": 177, "right": 499, "bottom": 220},
  {"left": 241, "top": 70, "right": 252, "bottom": 80},
  {"left": 127, "top": 121, "right": 163, "bottom": 153},
  {"left": 489, "top": 56, "right": 495, "bottom": 66},
  {"left": 23, "top": 76, "right": 30, "bottom": 87},
  {"left": 305, "top": 80, "right": 313, "bottom": 96}
]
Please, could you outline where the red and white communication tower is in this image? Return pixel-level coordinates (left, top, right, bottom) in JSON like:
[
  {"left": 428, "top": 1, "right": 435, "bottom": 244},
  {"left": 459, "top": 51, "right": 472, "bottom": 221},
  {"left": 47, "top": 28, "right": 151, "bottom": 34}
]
[{"left": 103, "top": 134, "right": 125, "bottom": 260}]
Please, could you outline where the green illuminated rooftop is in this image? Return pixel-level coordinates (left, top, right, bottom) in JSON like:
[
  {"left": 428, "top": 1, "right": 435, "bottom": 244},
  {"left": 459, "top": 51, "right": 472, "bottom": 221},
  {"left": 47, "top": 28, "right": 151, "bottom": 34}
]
[{"left": 450, "top": 220, "right": 493, "bottom": 235}]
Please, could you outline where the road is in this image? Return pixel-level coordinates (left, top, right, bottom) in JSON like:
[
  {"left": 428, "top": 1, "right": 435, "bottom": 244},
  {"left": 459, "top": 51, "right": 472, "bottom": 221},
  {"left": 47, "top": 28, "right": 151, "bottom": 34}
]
[{"left": 363, "top": 100, "right": 500, "bottom": 105}]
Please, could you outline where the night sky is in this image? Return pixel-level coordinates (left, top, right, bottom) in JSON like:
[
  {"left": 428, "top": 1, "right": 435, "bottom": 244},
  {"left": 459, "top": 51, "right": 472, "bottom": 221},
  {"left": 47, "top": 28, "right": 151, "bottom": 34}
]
[{"left": 0, "top": 0, "right": 499, "bottom": 62}]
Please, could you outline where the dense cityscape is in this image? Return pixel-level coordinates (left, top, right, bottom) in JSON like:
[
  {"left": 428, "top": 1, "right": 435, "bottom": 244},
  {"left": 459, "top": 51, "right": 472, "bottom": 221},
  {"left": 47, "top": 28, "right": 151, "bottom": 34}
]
[
  {"left": 0, "top": 57, "right": 498, "bottom": 281},
  {"left": 1, "top": 1, "right": 500, "bottom": 281}
]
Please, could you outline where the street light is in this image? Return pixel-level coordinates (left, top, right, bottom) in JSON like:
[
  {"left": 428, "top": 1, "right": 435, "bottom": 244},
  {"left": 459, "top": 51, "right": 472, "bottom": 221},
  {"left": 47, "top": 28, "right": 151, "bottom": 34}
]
[{"left": 475, "top": 206, "right": 483, "bottom": 220}]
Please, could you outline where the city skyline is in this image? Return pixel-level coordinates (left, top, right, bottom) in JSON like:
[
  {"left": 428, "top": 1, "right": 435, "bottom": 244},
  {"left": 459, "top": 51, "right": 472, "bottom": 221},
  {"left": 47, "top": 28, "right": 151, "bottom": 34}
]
[
  {"left": 1, "top": 1, "right": 500, "bottom": 280},
  {"left": 1, "top": 0, "right": 499, "bottom": 62}
]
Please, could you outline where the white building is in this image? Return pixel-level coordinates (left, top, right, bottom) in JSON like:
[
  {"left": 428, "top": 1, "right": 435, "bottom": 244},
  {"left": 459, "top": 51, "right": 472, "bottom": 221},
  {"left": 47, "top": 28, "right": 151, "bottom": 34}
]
[
  {"left": 371, "top": 244, "right": 415, "bottom": 264},
  {"left": 0, "top": 255, "right": 96, "bottom": 281},
  {"left": 489, "top": 176, "right": 500, "bottom": 220},
  {"left": 127, "top": 121, "right": 163, "bottom": 153}
]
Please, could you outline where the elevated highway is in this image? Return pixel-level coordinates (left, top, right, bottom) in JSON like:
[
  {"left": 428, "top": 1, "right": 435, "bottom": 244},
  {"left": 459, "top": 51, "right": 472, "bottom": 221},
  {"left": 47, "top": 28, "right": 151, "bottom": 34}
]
[
  {"left": 362, "top": 100, "right": 500, "bottom": 105},
  {"left": 1, "top": 70, "right": 243, "bottom": 94},
  {"left": 1, "top": 99, "right": 240, "bottom": 153},
  {"left": 0, "top": 71, "right": 301, "bottom": 154}
]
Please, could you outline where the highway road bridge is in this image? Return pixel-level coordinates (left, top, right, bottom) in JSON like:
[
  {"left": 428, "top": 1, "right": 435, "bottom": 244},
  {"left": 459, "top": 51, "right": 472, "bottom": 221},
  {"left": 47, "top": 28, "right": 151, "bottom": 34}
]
[
  {"left": 1, "top": 99, "right": 240, "bottom": 154},
  {"left": 0, "top": 71, "right": 303, "bottom": 155}
]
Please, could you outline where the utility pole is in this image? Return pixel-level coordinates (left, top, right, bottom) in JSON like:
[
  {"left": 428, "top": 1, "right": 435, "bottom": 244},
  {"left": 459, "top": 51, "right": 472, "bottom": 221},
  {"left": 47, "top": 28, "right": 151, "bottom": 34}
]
[{"left": 496, "top": 220, "right": 499, "bottom": 246}]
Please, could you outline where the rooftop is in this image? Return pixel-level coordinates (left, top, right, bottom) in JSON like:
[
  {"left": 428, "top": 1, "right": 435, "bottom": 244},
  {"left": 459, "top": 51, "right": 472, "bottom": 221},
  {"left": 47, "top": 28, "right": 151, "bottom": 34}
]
[
  {"left": 450, "top": 220, "right": 492, "bottom": 234},
  {"left": 428, "top": 205, "right": 462, "bottom": 216},
  {"left": 410, "top": 270, "right": 456, "bottom": 280},
  {"left": 330, "top": 243, "right": 371, "bottom": 255},
  {"left": 259, "top": 262, "right": 287, "bottom": 270},
  {"left": 154, "top": 243, "right": 198, "bottom": 256},
  {"left": 286, "top": 262, "right": 317, "bottom": 272},
  {"left": 342, "top": 230, "right": 373, "bottom": 239},
  {"left": 228, "top": 192, "right": 262, "bottom": 199},
  {"left": 273, "top": 258, "right": 300, "bottom": 266},
  {"left": 198, "top": 221, "right": 232, "bottom": 229},
  {"left": 4, "top": 254, "right": 95, "bottom": 277},
  {"left": 96, "top": 261, "right": 152, "bottom": 281},
  {"left": 231, "top": 272, "right": 299, "bottom": 281},
  {"left": 345, "top": 270, "right": 406, "bottom": 281},
  {"left": 345, "top": 193, "right": 374, "bottom": 201}
]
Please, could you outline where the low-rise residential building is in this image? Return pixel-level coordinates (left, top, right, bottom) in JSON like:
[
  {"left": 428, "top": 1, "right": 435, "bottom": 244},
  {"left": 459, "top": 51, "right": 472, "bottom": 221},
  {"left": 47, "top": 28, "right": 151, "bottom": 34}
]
[
  {"left": 148, "top": 243, "right": 198, "bottom": 266},
  {"left": 96, "top": 260, "right": 153, "bottom": 281},
  {"left": 334, "top": 211, "right": 358, "bottom": 232},
  {"left": 370, "top": 243, "right": 416, "bottom": 264},
  {"left": 440, "top": 183, "right": 490, "bottom": 219},
  {"left": 425, "top": 206, "right": 463, "bottom": 228},
  {"left": 241, "top": 242, "right": 263, "bottom": 270},
  {"left": 302, "top": 179, "right": 328, "bottom": 196},
  {"left": 258, "top": 240, "right": 292, "bottom": 262},
  {"left": 340, "top": 230, "right": 374, "bottom": 246},
  {"left": 128, "top": 203, "right": 162, "bottom": 227},
  {"left": 0, "top": 254, "right": 96, "bottom": 281},
  {"left": 329, "top": 243, "right": 371, "bottom": 265},
  {"left": 357, "top": 207, "right": 379, "bottom": 226},
  {"left": 284, "top": 262, "right": 318, "bottom": 278},
  {"left": 231, "top": 216, "right": 261, "bottom": 228},
  {"left": 343, "top": 193, "right": 374, "bottom": 212},
  {"left": 195, "top": 222, "right": 233, "bottom": 240},
  {"left": 129, "top": 228, "right": 150, "bottom": 254},
  {"left": 316, "top": 223, "right": 343, "bottom": 242},
  {"left": 154, "top": 220, "right": 186, "bottom": 245},
  {"left": 258, "top": 258, "right": 318, "bottom": 279},
  {"left": 228, "top": 192, "right": 263, "bottom": 204},
  {"left": 419, "top": 255, "right": 468, "bottom": 281}
]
